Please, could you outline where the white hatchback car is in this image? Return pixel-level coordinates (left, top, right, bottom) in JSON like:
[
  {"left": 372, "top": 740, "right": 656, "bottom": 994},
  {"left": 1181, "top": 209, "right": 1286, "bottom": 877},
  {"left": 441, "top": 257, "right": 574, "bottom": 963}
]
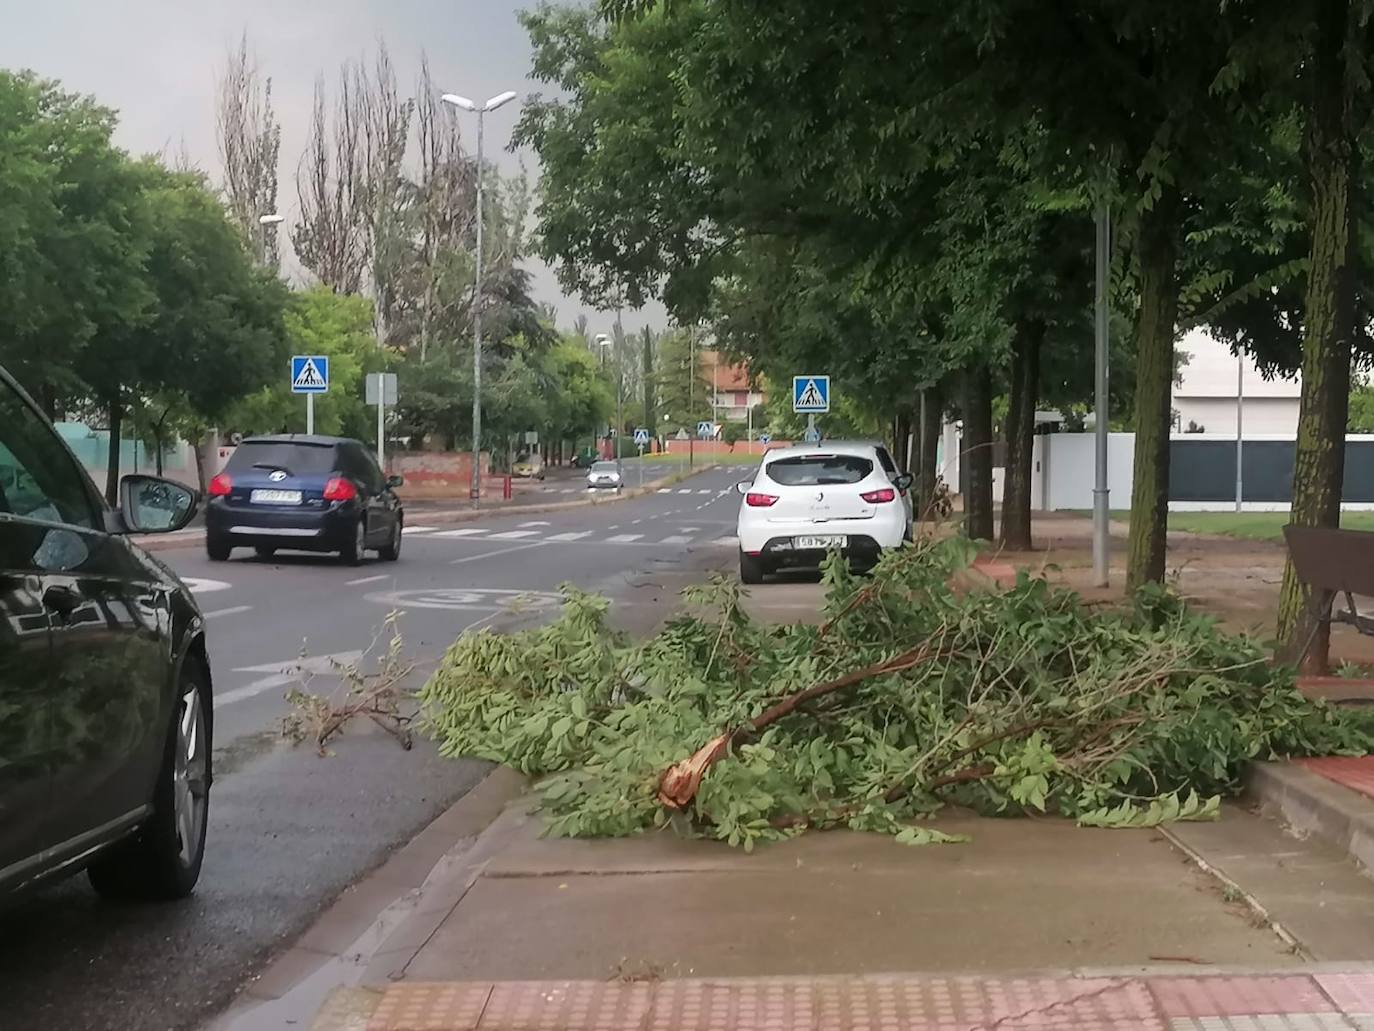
[{"left": 734, "top": 442, "right": 913, "bottom": 583}]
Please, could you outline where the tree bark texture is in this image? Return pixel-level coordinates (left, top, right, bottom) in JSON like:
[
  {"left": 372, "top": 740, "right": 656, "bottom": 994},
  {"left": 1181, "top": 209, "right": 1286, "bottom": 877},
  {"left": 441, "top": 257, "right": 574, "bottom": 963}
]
[
  {"left": 1277, "top": 0, "right": 1360, "bottom": 670},
  {"left": 918, "top": 384, "right": 943, "bottom": 518},
  {"left": 1125, "top": 189, "right": 1181, "bottom": 590},
  {"left": 1000, "top": 322, "right": 1043, "bottom": 551},
  {"left": 104, "top": 398, "right": 122, "bottom": 505},
  {"left": 962, "top": 364, "right": 995, "bottom": 541}
]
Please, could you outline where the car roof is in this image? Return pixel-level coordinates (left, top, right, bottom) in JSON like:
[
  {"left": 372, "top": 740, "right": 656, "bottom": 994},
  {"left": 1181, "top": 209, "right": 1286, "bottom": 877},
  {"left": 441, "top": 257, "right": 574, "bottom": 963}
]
[
  {"left": 761, "top": 441, "right": 881, "bottom": 460},
  {"left": 239, "top": 434, "right": 351, "bottom": 447}
]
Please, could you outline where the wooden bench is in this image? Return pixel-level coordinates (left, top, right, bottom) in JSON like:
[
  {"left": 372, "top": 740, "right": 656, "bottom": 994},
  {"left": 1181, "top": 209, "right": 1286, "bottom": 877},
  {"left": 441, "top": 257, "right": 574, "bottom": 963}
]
[{"left": 1283, "top": 525, "right": 1374, "bottom": 663}]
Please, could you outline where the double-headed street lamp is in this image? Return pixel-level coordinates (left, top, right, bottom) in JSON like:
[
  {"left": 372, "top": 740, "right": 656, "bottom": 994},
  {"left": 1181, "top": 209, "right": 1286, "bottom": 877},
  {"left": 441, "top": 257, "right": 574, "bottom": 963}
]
[{"left": 441, "top": 89, "right": 519, "bottom": 502}]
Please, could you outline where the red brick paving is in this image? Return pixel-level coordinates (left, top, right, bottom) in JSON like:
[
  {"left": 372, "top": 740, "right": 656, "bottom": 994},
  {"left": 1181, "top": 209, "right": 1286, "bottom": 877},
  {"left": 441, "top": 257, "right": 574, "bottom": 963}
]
[
  {"left": 1295, "top": 756, "right": 1374, "bottom": 800},
  {"left": 363, "top": 972, "right": 1374, "bottom": 1029}
]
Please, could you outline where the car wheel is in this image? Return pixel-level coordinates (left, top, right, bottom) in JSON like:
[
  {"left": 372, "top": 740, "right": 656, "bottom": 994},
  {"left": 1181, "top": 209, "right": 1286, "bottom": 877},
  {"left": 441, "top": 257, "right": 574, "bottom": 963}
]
[
  {"left": 739, "top": 550, "right": 765, "bottom": 585},
  {"left": 206, "top": 537, "right": 231, "bottom": 562},
  {"left": 340, "top": 518, "right": 366, "bottom": 565},
  {"left": 379, "top": 518, "right": 402, "bottom": 562},
  {"left": 88, "top": 660, "right": 210, "bottom": 901},
  {"left": 254, "top": 545, "right": 277, "bottom": 559}
]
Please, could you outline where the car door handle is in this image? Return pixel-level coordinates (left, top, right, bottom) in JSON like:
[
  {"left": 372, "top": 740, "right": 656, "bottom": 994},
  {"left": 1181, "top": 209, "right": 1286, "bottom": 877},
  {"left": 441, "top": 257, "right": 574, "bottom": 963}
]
[{"left": 42, "top": 584, "right": 82, "bottom": 616}]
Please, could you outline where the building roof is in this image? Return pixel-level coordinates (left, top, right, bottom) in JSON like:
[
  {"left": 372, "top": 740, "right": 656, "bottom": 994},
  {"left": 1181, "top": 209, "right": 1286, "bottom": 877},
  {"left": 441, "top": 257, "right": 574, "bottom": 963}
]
[{"left": 702, "top": 349, "right": 754, "bottom": 392}]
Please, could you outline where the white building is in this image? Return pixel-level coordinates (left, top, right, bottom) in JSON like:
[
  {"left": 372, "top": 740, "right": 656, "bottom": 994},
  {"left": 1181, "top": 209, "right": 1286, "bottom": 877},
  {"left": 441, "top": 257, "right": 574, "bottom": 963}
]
[{"left": 1172, "top": 329, "right": 1301, "bottom": 436}]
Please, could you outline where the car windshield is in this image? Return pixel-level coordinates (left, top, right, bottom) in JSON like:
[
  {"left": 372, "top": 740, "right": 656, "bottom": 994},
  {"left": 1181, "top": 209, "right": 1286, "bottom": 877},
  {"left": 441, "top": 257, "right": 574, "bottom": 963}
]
[
  {"left": 591, "top": 462, "right": 618, "bottom": 472},
  {"left": 765, "top": 454, "right": 873, "bottom": 486},
  {"left": 227, "top": 441, "right": 338, "bottom": 476}
]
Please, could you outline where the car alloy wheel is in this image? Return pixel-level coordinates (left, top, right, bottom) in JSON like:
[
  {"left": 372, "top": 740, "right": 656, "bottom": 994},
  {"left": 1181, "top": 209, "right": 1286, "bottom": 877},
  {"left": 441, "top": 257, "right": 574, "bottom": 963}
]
[{"left": 173, "top": 684, "right": 208, "bottom": 867}]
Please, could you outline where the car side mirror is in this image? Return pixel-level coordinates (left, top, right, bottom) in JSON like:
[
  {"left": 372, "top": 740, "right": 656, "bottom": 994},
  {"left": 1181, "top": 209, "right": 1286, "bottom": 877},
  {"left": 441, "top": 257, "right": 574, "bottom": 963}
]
[
  {"left": 119, "top": 475, "right": 198, "bottom": 534},
  {"left": 386, "top": 474, "right": 404, "bottom": 489},
  {"left": 894, "top": 473, "right": 914, "bottom": 491},
  {"left": 735, "top": 480, "right": 752, "bottom": 496}
]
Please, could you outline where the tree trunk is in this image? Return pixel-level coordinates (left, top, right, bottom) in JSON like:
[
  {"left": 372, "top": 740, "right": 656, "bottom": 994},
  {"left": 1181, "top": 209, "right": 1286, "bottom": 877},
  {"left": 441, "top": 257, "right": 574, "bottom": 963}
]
[
  {"left": 918, "top": 383, "right": 943, "bottom": 518},
  {"left": 962, "top": 363, "right": 994, "bottom": 541},
  {"left": 1277, "top": 0, "right": 1360, "bottom": 670},
  {"left": 1000, "top": 321, "right": 1043, "bottom": 551},
  {"left": 104, "top": 398, "right": 123, "bottom": 505},
  {"left": 1125, "top": 188, "right": 1181, "bottom": 590},
  {"left": 642, "top": 327, "right": 655, "bottom": 432}
]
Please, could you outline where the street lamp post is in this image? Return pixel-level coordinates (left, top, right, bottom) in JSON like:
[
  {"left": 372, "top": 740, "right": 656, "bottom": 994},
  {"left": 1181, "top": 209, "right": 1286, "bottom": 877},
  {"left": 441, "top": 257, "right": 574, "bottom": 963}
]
[
  {"left": 441, "top": 90, "right": 518, "bottom": 503},
  {"left": 257, "top": 213, "right": 284, "bottom": 267},
  {"left": 596, "top": 333, "right": 623, "bottom": 481}
]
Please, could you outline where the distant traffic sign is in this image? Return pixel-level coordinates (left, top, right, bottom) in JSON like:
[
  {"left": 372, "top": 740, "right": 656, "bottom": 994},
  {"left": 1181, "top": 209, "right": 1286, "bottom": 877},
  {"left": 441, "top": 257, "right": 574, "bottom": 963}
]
[
  {"left": 291, "top": 355, "right": 330, "bottom": 394},
  {"left": 365, "top": 371, "right": 397, "bottom": 405},
  {"left": 697, "top": 421, "right": 715, "bottom": 440},
  {"left": 633, "top": 427, "right": 650, "bottom": 446},
  {"left": 792, "top": 375, "right": 830, "bottom": 413},
  {"left": 803, "top": 425, "right": 821, "bottom": 443},
  {"left": 758, "top": 433, "right": 771, "bottom": 445}
]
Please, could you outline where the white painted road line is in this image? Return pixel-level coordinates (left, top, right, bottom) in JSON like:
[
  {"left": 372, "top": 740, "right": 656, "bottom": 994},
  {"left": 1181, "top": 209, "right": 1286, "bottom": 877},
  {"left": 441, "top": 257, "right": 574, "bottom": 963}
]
[
  {"left": 346, "top": 573, "right": 389, "bottom": 586},
  {"left": 519, "top": 521, "right": 552, "bottom": 527},
  {"left": 181, "top": 577, "right": 232, "bottom": 594},
  {"left": 402, "top": 525, "right": 438, "bottom": 535},
  {"left": 677, "top": 489, "right": 692, "bottom": 494},
  {"left": 657, "top": 488, "right": 672, "bottom": 494},
  {"left": 680, "top": 526, "right": 700, "bottom": 532},
  {"left": 432, "top": 528, "right": 489, "bottom": 538},
  {"left": 716, "top": 536, "right": 739, "bottom": 545},
  {"left": 203, "top": 605, "right": 252, "bottom": 620},
  {"left": 545, "top": 531, "right": 591, "bottom": 542},
  {"left": 487, "top": 530, "right": 539, "bottom": 540},
  {"left": 659, "top": 535, "right": 691, "bottom": 545},
  {"left": 220, "top": 650, "right": 364, "bottom": 707},
  {"left": 450, "top": 541, "right": 548, "bottom": 565},
  {"left": 697, "top": 489, "right": 712, "bottom": 494},
  {"left": 605, "top": 534, "right": 643, "bottom": 543}
]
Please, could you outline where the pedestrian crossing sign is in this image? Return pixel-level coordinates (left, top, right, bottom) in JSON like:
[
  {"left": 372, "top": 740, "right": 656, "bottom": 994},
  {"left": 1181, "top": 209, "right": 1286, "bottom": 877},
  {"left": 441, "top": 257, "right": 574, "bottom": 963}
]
[
  {"left": 792, "top": 375, "right": 829, "bottom": 413},
  {"left": 633, "top": 428, "right": 650, "bottom": 446},
  {"left": 291, "top": 355, "right": 330, "bottom": 394}
]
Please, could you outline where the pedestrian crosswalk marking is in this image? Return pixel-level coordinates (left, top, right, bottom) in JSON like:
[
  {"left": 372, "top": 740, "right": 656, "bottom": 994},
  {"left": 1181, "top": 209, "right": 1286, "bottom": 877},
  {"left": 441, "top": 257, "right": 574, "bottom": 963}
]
[
  {"left": 677, "top": 489, "right": 692, "bottom": 494},
  {"left": 657, "top": 488, "right": 672, "bottom": 494},
  {"left": 605, "top": 534, "right": 643, "bottom": 543},
  {"left": 487, "top": 530, "right": 539, "bottom": 539},
  {"left": 660, "top": 535, "right": 691, "bottom": 544},
  {"left": 432, "top": 528, "right": 489, "bottom": 538},
  {"left": 402, "top": 526, "right": 438, "bottom": 535},
  {"left": 545, "top": 531, "right": 591, "bottom": 542}
]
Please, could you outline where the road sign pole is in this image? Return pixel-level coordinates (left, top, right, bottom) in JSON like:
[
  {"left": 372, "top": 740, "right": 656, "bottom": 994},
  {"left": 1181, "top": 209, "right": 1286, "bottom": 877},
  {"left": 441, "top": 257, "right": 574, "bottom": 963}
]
[
  {"left": 808, "top": 413, "right": 815, "bottom": 439},
  {"left": 306, "top": 393, "right": 315, "bottom": 435},
  {"left": 377, "top": 396, "right": 385, "bottom": 470}
]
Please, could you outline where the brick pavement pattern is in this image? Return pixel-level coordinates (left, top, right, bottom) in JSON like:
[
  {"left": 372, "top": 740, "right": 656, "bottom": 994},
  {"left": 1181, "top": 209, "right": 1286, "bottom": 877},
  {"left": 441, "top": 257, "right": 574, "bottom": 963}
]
[{"left": 364, "top": 972, "right": 1374, "bottom": 1030}]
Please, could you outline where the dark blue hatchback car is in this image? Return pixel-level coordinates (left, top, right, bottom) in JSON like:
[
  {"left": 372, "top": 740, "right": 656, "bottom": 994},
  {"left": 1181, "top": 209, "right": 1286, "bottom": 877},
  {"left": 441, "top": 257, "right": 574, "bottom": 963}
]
[{"left": 204, "top": 435, "right": 404, "bottom": 564}]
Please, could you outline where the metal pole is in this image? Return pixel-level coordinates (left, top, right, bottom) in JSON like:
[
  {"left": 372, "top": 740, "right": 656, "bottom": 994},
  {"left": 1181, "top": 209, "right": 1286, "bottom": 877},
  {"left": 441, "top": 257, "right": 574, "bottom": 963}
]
[
  {"left": 1235, "top": 351, "right": 1244, "bottom": 512},
  {"left": 688, "top": 328, "right": 695, "bottom": 468},
  {"left": 377, "top": 394, "right": 385, "bottom": 469},
  {"left": 1092, "top": 203, "right": 1111, "bottom": 587},
  {"left": 616, "top": 360, "right": 623, "bottom": 481},
  {"left": 470, "top": 109, "right": 485, "bottom": 503},
  {"left": 306, "top": 393, "right": 315, "bottom": 436}
]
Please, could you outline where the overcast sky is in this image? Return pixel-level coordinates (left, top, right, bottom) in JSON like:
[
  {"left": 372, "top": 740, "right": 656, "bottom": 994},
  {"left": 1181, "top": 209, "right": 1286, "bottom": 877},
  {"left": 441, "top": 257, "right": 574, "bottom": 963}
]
[{"left": 0, "top": 0, "right": 664, "bottom": 335}]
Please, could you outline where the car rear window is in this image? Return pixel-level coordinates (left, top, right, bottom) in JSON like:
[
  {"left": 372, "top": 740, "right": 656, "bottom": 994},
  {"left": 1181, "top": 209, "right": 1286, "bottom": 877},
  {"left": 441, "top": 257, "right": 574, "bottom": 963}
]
[
  {"left": 591, "top": 462, "right": 618, "bottom": 472},
  {"left": 765, "top": 454, "right": 873, "bottom": 486},
  {"left": 227, "top": 441, "right": 339, "bottom": 476}
]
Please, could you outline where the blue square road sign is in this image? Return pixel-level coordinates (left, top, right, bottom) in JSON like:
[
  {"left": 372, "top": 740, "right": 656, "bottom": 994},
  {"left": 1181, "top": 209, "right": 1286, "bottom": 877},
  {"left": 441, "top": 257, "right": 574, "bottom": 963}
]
[
  {"left": 792, "top": 375, "right": 829, "bottom": 413},
  {"left": 291, "top": 355, "right": 330, "bottom": 394}
]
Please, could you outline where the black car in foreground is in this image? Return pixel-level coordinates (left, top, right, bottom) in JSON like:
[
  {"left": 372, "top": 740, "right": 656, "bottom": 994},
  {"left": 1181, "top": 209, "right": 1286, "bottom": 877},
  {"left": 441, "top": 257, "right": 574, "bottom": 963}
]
[
  {"left": 204, "top": 434, "right": 404, "bottom": 564},
  {"left": 1, "top": 365, "right": 210, "bottom": 902}
]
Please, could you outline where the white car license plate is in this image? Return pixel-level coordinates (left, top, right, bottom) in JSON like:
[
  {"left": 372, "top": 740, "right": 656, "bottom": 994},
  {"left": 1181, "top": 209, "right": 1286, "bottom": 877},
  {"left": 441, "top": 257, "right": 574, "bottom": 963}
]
[
  {"left": 795, "top": 535, "right": 846, "bottom": 549},
  {"left": 250, "top": 489, "right": 302, "bottom": 505}
]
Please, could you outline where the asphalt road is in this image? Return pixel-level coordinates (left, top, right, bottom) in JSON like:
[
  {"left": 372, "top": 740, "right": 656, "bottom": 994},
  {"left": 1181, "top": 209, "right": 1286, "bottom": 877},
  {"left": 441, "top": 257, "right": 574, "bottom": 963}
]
[{"left": 0, "top": 463, "right": 751, "bottom": 1031}]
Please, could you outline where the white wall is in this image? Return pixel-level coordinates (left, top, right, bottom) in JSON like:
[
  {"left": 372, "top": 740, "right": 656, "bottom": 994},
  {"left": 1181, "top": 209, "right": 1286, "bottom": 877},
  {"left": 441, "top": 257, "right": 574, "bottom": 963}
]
[
  {"left": 1038, "top": 432, "right": 1136, "bottom": 511},
  {"left": 1175, "top": 397, "right": 1298, "bottom": 436}
]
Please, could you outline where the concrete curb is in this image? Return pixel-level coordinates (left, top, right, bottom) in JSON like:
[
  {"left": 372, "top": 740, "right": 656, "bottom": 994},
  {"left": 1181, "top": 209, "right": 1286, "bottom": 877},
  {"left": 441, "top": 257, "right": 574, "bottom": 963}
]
[
  {"left": 1246, "top": 760, "right": 1374, "bottom": 875},
  {"left": 205, "top": 766, "right": 529, "bottom": 1031},
  {"left": 139, "top": 464, "right": 720, "bottom": 553}
]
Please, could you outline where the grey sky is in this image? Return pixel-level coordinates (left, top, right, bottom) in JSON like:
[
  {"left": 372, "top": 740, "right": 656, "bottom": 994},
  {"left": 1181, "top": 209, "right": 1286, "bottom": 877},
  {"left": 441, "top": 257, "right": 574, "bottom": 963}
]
[{"left": 0, "top": 0, "right": 665, "bottom": 336}]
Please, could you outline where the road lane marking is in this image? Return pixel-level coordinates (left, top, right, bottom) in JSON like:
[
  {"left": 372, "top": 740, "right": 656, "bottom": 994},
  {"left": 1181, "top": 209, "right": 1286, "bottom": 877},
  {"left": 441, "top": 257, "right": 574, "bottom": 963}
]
[
  {"left": 680, "top": 527, "right": 700, "bottom": 532},
  {"left": 657, "top": 489, "right": 672, "bottom": 494},
  {"left": 546, "top": 531, "right": 591, "bottom": 541},
  {"left": 519, "top": 521, "right": 552, "bottom": 527},
  {"left": 487, "top": 530, "right": 539, "bottom": 539},
  {"left": 181, "top": 577, "right": 232, "bottom": 594},
  {"left": 366, "top": 587, "right": 563, "bottom": 612},
  {"left": 677, "top": 489, "right": 692, "bottom": 494},
  {"left": 432, "top": 528, "right": 489, "bottom": 538},
  {"left": 203, "top": 605, "right": 251, "bottom": 619},
  {"left": 659, "top": 535, "right": 691, "bottom": 545},
  {"left": 346, "top": 573, "right": 389, "bottom": 586},
  {"left": 402, "top": 525, "right": 438, "bottom": 535},
  {"left": 605, "top": 534, "right": 643, "bottom": 543},
  {"left": 450, "top": 541, "right": 548, "bottom": 565},
  {"left": 716, "top": 536, "right": 739, "bottom": 545},
  {"left": 697, "top": 489, "right": 712, "bottom": 494},
  {"left": 220, "top": 650, "right": 364, "bottom": 707}
]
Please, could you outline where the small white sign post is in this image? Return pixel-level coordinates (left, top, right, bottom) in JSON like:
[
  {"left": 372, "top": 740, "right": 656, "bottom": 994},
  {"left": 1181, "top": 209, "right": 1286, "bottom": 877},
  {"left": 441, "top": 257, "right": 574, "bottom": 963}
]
[{"left": 365, "top": 372, "right": 398, "bottom": 467}]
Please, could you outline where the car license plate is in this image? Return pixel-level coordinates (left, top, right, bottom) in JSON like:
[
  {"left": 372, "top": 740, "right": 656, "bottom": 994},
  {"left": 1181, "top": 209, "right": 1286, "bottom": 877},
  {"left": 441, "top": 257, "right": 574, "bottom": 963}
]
[
  {"left": 250, "top": 489, "right": 302, "bottom": 505},
  {"left": 795, "top": 535, "right": 845, "bottom": 549}
]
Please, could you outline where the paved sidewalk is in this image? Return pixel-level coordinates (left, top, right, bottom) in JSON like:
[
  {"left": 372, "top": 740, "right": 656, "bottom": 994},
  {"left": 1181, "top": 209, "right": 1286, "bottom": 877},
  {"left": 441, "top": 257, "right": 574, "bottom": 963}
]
[{"left": 348, "top": 969, "right": 1374, "bottom": 1029}]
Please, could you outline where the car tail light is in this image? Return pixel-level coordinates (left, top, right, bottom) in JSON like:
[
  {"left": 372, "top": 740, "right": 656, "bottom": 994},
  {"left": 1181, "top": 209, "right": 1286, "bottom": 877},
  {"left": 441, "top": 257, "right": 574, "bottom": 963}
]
[
  {"left": 745, "top": 492, "right": 779, "bottom": 507},
  {"left": 861, "top": 487, "right": 896, "bottom": 503},
  {"left": 208, "top": 473, "right": 232, "bottom": 497},
  {"left": 324, "top": 476, "right": 358, "bottom": 501}
]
